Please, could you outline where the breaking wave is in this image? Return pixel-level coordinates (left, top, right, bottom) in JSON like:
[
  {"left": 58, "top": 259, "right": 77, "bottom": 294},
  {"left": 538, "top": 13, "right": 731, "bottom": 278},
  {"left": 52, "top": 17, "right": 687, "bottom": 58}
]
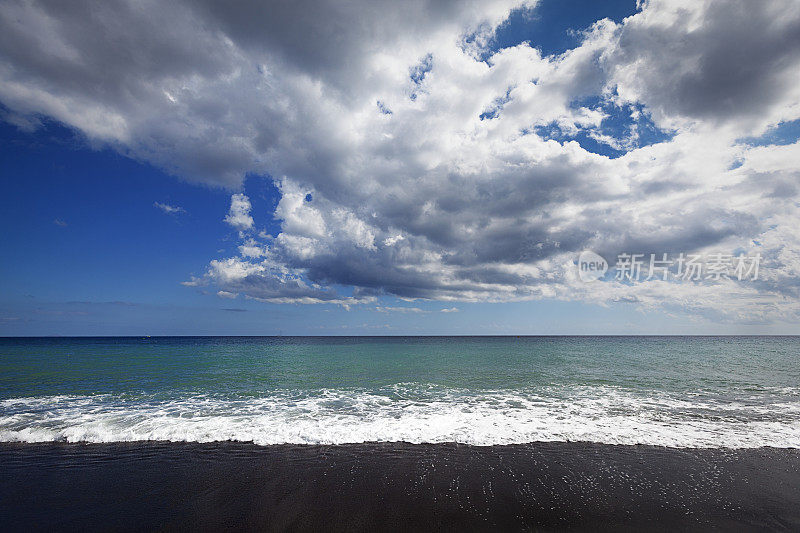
[{"left": 1, "top": 384, "right": 799, "bottom": 448}]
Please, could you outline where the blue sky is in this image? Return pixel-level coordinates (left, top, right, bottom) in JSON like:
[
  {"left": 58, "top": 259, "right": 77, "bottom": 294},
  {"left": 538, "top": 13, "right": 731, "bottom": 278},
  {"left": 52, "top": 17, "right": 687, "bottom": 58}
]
[
  {"left": 1, "top": 115, "right": 698, "bottom": 336},
  {"left": 1, "top": 0, "right": 799, "bottom": 335}
]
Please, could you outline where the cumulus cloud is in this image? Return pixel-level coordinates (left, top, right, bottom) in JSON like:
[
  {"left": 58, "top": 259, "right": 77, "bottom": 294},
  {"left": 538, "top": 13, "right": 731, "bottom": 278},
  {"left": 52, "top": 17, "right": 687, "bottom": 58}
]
[
  {"left": 216, "top": 290, "right": 238, "bottom": 299},
  {"left": 608, "top": 0, "right": 800, "bottom": 134},
  {"left": 2, "top": 0, "right": 800, "bottom": 322},
  {"left": 224, "top": 193, "right": 254, "bottom": 231}
]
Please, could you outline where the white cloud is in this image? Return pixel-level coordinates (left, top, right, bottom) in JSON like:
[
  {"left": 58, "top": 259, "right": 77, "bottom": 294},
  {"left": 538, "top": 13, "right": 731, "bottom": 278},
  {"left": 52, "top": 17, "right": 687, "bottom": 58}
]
[
  {"left": 441, "top": 307, "right": 460, "bottom": 313},
  {"left": 2, "top": 0, "right": 800, "bottom": 322},
  {"left": 376, "top": 306, "right": 428, "bottom": 314},
  {"left": 180, "top": 276, "right": 206, "bottom": 287},
  {"left": 383, "top": 234, "right": 404, "bottom": 247},
  {"left": 154, "top": 201, "right": 186, "bottom": 215},
  {"left": 216, "top": 290, "right": 238, "bottom": 299},
  {"left": 224, "top": 193, "right": 254, "bottom": 231},
  {"left": 607, "top": 0, "right": 800, "bottom": 135}
]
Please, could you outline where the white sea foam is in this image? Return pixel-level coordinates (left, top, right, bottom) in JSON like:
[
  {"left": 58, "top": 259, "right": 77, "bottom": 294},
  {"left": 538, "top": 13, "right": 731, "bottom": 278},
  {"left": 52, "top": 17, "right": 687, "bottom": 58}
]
[{"left": 1, "top": 385, "right": 799, "bottom": 448}]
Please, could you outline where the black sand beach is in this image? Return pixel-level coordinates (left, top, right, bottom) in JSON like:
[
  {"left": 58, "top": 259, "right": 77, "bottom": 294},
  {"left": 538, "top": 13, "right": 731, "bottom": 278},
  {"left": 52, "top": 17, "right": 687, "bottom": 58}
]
[{"left": 1, "top": 442, "right": 799, "bottom": 532}]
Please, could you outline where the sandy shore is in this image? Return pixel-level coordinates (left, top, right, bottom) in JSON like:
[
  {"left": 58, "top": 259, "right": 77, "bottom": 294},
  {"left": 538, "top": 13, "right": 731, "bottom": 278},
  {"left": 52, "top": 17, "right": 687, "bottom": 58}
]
[{"left": 1, "top": 441, "right": 799, "bottom": 531}]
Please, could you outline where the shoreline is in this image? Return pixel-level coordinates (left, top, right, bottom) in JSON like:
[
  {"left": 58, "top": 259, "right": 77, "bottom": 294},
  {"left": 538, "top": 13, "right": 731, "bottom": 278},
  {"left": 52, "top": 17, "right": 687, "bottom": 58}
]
[{"left": 2, "top": 441, "right": 799, "bottom": 531}]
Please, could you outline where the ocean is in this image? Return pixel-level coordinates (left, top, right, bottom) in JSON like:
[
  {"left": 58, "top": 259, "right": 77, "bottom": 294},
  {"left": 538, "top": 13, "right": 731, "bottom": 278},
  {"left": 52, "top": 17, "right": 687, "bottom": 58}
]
[
  {"left": 2, "top": 336, "right": 800, "bottom": 530},
  {"left": 2, "top": 336, "right": 798, "bottom": 448}
]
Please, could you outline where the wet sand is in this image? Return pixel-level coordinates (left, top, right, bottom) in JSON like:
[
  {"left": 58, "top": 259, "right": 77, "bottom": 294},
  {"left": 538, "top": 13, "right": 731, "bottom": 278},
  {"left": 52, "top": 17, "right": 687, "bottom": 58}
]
[{"left": 1, "top": 441, "right": 799, "bottom": 531}]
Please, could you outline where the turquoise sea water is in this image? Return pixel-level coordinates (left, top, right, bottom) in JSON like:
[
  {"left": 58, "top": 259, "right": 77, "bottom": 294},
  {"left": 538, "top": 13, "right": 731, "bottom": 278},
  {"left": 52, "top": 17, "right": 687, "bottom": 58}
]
[{"left": 1, "top": 336, "right": 799, "bottom": 447}]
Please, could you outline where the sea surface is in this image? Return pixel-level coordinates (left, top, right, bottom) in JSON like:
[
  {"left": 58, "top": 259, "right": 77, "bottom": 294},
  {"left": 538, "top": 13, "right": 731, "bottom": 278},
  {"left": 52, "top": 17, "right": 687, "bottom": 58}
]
[{"left": 1, "top": 336, "right": 799, "bottom": 448}]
